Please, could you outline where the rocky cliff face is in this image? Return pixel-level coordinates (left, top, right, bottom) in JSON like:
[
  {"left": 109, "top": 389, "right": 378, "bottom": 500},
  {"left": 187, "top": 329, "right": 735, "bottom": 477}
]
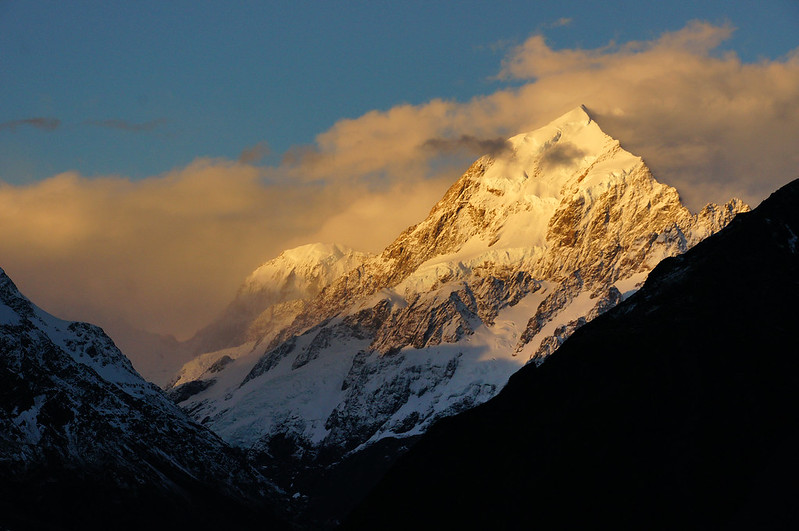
[
  {"left": 168, "top": 107, "right": 748, "bottom": 516},
  {"left": 186, "top": 242, "right": 368, "bottom": 355},
  {"left": 342, "top": 177, "right": 799, "bottom": 531},
  {"left": 0, "top": 268, "right": 286, "bottom": 530},
  {"left": 168, "top": 243, "right": 368, "bottom": 389}
]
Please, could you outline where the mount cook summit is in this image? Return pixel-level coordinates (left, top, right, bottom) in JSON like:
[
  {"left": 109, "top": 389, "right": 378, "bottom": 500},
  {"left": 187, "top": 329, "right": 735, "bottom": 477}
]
[{"left": 162, "top": 106, "right": 748, "bottom": 521}]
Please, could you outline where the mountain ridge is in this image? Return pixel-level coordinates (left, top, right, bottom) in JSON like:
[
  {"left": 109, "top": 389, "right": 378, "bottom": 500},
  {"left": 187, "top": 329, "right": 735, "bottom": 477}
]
[
  {"left": 0, "top": 266, "right": 288, "bottom": 530},
  {"left": 342, "top": 176, "right": 799, "bottom": 530},
  {"left": 167, "top": 106, "right": 749, "bottom": 526},
  {"left": 168, "top": 242, "right": 369, "bottom": 390}
]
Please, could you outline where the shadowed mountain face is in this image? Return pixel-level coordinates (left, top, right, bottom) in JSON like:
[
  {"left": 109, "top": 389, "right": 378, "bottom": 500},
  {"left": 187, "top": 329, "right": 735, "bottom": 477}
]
[
  {"left": 0, "top": 269, "right": 288, "bottom": 531},
  {"left": 343, "top": 178, "right": 799, "bottom": 530}
]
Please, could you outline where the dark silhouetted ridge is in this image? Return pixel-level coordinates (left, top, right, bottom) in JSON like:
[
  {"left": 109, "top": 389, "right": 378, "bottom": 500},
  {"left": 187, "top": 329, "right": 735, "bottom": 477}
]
[
  {"left": 0, "top": 268, "right": 289, "bottom": 530},
  {"left": 342, "top": 178, "right": 799, "bottom": 530}
]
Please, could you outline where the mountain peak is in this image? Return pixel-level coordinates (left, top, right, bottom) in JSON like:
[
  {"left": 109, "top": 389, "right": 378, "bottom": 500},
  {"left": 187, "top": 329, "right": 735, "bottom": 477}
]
[
  {"left": 341, "top": 176, "right": 799, "bottom": 531},
  {"left": 167, "top": 108, "right": 748, "bottom": 525},
  {"left": 506, "top": 104, "right": 614, "bottom": 168},
  {"left": 167, "top": 242, "right": 369, "bottom": 376},
  {"left": 267, "top": 107, "right": 744, "bottom": 328},
  {"left": 244, "top": 242, "right": 368, "bottom": 292},
  {"left": 509, "top": 104, "right": 592, "bottom": 145},
  {"left": 550, "top": 104, "right": 592, "bottom": 126},
  {"left": 172, "top": 104, "right": 747, "bottom": 445},
  {"left": 276, "top": 242, "right": 354, "bottom": 264}
]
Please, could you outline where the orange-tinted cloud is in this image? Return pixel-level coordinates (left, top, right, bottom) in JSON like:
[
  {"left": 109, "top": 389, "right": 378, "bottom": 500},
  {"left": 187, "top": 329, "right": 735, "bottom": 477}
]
[
  {"left": 2, "top": 21, "right": 798, "bottom": 348},
  {"left": 290, "top": 21, "right": 798, "bottom": 209},
  {"left": 498, "top": 21, "right": 734, "bottom": 80},
  {"left": 1, "top": 161, "right": 310, "bottom": 338},
  {"left": 238, "top": 141, "right": 271, "bottom": 164},
  {"left": 0, "top": 159, "right": 450, "bottom": 339}
]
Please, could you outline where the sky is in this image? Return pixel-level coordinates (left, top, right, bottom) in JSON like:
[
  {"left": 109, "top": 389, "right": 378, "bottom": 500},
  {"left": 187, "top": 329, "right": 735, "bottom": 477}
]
[{"left": 1, "top": 1, "right": 798, "bottom": 344}]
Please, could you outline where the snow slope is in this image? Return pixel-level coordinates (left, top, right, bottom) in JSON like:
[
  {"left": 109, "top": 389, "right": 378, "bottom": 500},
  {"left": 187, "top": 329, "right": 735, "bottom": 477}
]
[
  {"left": 171, "top": 106, "right": 747, "bottom": 465},
  {"left": 169, "top": 243, "right": 368, "bottom": 392},
  {"left": 342, "top": 176, "right": 799, "bottom": 531},
  {"left": 0, "top": 266, "right": 286, "bottom": 529}
]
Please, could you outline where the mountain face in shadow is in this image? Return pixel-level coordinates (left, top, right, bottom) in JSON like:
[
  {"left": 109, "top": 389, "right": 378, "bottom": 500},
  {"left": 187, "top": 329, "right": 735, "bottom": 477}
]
[
  {"left": 0, "top": 269, "right": 288, "bottom": 531},
  {"left": 343, "top": 177, "right": 799, "bottom": 530}
]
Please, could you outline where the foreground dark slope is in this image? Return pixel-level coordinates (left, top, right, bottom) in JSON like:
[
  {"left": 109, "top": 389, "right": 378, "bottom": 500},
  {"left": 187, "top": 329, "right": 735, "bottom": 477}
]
[
  {"left": 0, "top": 269, "right": 288, "bottom": 531},
  {"left": 343, "top": 177, "right": 799, "bottom": 530}
]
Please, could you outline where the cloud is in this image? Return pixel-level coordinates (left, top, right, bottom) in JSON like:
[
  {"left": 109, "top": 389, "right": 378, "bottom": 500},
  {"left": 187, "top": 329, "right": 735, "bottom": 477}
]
[
  {"left": 540, "top": 142, "right": 588, "bottom": 169},
  {"left": 291, "top": 20, "right": 798, "bottom": 210},
  {"left": 238, "top": 141, "right": 271, "bottom": 164},
  {"left": 86, "top": 118, "right": 166, "bottom": 132},
  {"left": 305, "top": 174, "right": 456, "bottom": 252},
  {"left": 0, "top": 162, "right": 306, "bottom": 338},
  {"left": 546, "top": 17, "right": 572, "bottom": 29},
  {"left": 0, "top": 159, "right": 451, "bottom": 340},
  {"left": 3, "top": 21, "right": 799, "bottom": 346},
  {"left": 421, "top": 135, "right": 511, "bottom": 157},
  {"left": 498, "top": 20, "right": 735, "bottom": 80},
  {"left": 0, "top": 117, "right": 60, "bottom": 132}
]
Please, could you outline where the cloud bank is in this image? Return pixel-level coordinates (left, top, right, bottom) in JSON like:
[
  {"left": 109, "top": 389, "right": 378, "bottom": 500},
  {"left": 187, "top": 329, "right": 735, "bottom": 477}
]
[
  {"left": 0, "top": 160, "right": 450, "bottom": 339},
  {"left": 291, "top": 21, "right": 799, "bottom": 210},
  {"left": 2, "top": 21, "right": 798, "bottom": 343}
]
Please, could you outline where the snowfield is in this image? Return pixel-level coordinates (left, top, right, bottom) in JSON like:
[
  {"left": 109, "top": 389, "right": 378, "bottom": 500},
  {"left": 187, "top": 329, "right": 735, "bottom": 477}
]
[{"left": 170, "top": 106, "right": 747, "bottom": 459}]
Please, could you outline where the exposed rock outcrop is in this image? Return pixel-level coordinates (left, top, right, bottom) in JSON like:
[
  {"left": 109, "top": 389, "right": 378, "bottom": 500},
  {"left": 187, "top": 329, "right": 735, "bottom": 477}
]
[{"left": 168, "top": 106, "right": 748, "bottom": 527}]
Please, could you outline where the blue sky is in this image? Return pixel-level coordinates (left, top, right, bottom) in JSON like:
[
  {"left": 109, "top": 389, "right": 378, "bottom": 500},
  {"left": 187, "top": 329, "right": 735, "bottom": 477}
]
[
  {"left": 1, "top": 1, "right": 798, "bottom": 341},
  {"left": 2, "top": 1, "right": 797, "bottom": 183}
]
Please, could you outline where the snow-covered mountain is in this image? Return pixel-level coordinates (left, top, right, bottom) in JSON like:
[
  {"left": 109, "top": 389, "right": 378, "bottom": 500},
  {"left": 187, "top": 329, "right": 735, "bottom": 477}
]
[
  {"left": 0, "top": 267, "right": 286, "bottom": 530},
  {"left": 168, "top": 243, "right": 368, "bottom": 391},
  {"left": 169, "top": 106, "right": 747, "bottom": 514},
  {"left": 116, "top": 242, "right": 367, "bottom": 388},
  {"left": 343, "top": 177, "right": 799, "bottom": 530}
]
